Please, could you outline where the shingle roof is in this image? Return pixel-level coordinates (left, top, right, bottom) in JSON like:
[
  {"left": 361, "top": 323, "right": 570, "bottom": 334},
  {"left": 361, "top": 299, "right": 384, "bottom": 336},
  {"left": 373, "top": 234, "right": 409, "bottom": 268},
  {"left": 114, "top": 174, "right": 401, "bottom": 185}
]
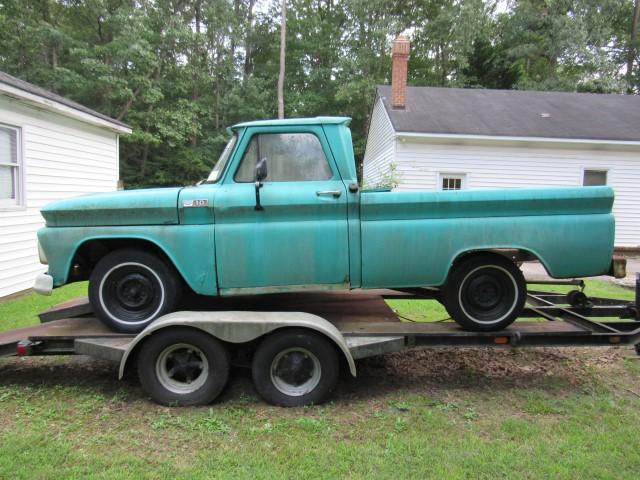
[
  {"left": 377, "top": 85, "right": 640, "bottom": 142},
  {"left": 0, "top": 70, "right": 130, "bottom": 130}
]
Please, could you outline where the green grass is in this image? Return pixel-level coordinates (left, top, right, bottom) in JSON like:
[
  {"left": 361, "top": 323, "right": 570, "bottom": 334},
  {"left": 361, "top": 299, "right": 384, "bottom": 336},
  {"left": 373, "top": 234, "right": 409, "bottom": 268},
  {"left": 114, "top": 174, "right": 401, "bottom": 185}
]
[
  {"left": 0, "top": 279, "right": 639, "bottom": 478},
  {"left": 0, "top": 282, "right": 88, "bottom": 331},
  {"left": 386, "top": 279, "right": 635, "bottom": 322}
]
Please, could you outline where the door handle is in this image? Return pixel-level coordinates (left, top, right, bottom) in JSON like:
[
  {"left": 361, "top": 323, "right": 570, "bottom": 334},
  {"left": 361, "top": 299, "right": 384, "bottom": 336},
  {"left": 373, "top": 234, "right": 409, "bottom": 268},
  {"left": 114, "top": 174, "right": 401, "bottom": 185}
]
[{"left": 316, "top": 190, "right": 342, "bottom": 198}]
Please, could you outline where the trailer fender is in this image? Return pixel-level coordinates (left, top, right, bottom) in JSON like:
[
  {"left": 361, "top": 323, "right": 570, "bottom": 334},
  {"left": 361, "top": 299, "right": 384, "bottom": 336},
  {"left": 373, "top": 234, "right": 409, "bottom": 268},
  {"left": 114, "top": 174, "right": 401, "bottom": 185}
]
[{"left": 118, "top": 310, "right": 356, "bottom": 379}]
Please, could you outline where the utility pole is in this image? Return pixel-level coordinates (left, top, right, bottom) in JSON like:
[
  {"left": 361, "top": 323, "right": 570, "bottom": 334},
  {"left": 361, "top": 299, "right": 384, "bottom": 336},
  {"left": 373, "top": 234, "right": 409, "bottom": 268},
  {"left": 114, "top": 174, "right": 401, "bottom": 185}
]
[
  {"left": 627, "top": 0, "right": 640, "bottom": 93},
  {"left": 277, "top": 0, "right": 286, "bottom": 118}
]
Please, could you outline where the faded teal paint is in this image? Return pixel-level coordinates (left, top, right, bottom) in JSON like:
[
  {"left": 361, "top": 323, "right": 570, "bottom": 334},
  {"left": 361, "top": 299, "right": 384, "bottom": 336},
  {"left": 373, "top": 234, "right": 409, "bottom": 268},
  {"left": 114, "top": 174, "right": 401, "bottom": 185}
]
[
  {"left": 360, "top": 186, "right": 614, "bottom": 221},
  {"left": 36, "top": 117, "right": 617, "bottom": 300},
  {"left": 321, "top": 124, "right": 358, "bottom": 183},
  {"left": 320, "top": 123, "right": 362, "bottom": 287},
  {"left": 41, "top": 187, "right": 182, "bottom": 227},
  {"left": 360, "top": 186, "right": 615, "bottom": 286},
  {"left": 37, "top": 225, "right": 218, "bottom": 295},
  {"left": 361, "top": 213, "right": 614, "bottom": 288},
  {"left": 214, "top": 123, "right": 350, "bottom": 289},
  {"left": 178, "top": 185, "right": 218, "bottom": 225}
]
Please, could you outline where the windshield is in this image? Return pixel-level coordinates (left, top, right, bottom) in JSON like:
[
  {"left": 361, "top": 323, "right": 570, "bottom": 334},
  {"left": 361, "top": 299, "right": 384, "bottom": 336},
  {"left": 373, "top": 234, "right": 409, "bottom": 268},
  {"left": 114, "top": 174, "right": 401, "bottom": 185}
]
[{"left": 206, "top": 134, "right": 237, "bottom": 183}]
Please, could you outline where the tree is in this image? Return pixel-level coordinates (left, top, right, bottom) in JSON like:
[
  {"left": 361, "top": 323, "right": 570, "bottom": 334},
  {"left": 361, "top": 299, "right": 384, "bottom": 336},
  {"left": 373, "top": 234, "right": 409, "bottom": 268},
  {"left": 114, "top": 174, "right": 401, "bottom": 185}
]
[
  {"left": 278, "top": 0, "right": 286, "bottom": 118},
  {"left": 627, "top": 0, "right": 640, "bottom": 93},
  {"left": 0, "top": 0, "right": 635, "bottom": 189}
]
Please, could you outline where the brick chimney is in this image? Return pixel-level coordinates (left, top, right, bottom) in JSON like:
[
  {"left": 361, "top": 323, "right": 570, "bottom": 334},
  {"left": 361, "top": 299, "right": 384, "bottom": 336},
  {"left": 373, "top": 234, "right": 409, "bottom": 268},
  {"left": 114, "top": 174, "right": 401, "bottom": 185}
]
[{"left": 391, "top": 34, "right": 410, "bottom": 109}]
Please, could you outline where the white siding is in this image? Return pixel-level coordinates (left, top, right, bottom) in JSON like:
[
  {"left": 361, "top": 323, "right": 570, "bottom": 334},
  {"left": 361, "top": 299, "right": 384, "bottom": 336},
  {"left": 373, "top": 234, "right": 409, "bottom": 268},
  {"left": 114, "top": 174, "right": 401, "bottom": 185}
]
[
  {"left": 393, "top": 138, "right": 640, "bottom": 247},
  {"left": 362, "top": 97, "right": 396, "bottom": 187},
  {"left": 0, "top": 95, "right": 119, "bottom": 297}
]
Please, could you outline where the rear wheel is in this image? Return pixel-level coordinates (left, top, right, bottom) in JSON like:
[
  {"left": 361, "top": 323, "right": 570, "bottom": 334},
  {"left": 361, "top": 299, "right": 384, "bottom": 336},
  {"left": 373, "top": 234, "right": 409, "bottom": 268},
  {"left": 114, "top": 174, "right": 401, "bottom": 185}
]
[
  {"left": 89, "top": 249, "right": 181, "bottom": 333},
  {"left": 251, "top": 329, "right": 339, "bottom": 407},
  {"left": 442, "top": 254, "right": 526, "bottom": 332},
  {"left": 137, "top": 328, "right": 230, "bottom": 406}
]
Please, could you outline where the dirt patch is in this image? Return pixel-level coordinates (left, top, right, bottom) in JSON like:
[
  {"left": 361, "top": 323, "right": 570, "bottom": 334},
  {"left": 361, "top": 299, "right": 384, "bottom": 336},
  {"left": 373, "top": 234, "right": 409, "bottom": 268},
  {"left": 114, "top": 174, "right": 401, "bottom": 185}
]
[
  {"left": 0, "top": 347, "right": 636, "bottom": 409},
  {"left": 334, "top": 346, "right": 633, "bottom": 402}
]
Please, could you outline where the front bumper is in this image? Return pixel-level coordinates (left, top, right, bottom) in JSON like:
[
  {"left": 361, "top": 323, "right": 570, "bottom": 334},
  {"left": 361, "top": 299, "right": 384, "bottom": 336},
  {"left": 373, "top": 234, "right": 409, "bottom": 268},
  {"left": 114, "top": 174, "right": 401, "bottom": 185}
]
[{"left": 34, "top": 273, "right": 53, "bottom": 296}]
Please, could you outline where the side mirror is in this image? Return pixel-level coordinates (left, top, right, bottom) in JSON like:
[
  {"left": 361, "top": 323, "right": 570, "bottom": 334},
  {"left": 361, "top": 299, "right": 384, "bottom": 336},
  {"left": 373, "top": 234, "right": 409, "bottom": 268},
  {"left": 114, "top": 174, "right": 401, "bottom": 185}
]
[
  {"left": 255, "top": 157, "right": 268, "bottom": 182},
  {"left": 254, "top": 157, "right": 267, "bottom": 211}
]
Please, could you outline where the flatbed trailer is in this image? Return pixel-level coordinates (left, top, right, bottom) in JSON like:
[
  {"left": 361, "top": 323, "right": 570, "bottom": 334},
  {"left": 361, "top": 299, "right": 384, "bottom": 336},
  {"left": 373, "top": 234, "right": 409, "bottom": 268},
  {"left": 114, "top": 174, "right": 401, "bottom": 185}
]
[{"left": 1, "top": 281, "right": 640, "bottom": 407}]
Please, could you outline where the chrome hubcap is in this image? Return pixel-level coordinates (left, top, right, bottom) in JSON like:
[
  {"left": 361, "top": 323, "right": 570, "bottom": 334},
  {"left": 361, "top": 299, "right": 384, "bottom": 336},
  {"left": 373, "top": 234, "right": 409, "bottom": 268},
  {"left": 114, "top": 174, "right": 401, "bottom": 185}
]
[
  {"left": 156, "top": 343, "right": 209, "bottom": 394},
  {"left": 270, "top": 347, "right": 321, "bottom": 397}
]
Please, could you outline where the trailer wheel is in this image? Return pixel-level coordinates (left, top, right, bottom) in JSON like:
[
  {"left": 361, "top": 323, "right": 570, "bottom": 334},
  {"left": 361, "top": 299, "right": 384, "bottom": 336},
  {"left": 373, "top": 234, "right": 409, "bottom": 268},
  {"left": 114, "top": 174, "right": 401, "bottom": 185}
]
[
  {"left": 443, "top": 254, "right": 526, "bottom": 332},
  {"left": 137, "top": 328, "right": 230, "bottom": 406},
  {"left": 251, "top": 329, "right": 339, "bottom": 407},
  {"left": 89, "top": 249, "right": 181, "bottom": 333}
]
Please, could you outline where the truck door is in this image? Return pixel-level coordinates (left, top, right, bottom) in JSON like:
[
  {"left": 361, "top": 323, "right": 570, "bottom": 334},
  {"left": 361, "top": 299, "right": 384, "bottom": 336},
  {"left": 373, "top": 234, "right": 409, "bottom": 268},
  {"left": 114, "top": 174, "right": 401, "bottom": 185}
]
[{"left": 214, "top": 127, "right": 350, "bottom": 294}]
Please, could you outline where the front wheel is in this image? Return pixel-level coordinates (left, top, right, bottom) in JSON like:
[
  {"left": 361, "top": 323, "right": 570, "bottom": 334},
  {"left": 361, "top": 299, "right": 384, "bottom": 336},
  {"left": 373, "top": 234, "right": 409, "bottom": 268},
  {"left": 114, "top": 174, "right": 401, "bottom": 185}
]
[
  {"left": 442, "top": 254, "right": 526, "bottom": 332},
  {"left": 89, "top": 249, "right": 181, "bottom": 333},
  {"left": 251, "top": 329, "right": 339, "bottom": 407}
]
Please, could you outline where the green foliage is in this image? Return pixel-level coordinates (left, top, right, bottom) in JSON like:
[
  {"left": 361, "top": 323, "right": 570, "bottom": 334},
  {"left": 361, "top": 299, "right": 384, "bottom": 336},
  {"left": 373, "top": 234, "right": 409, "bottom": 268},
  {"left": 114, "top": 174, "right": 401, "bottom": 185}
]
[{"left": 0, "top": 0, "right": 637, "bottom": 188}]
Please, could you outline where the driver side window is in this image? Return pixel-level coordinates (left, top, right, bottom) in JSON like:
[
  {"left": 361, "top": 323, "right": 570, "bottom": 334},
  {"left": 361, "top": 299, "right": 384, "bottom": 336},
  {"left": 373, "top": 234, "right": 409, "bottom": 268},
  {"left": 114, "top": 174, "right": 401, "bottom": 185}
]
[{"left": 234, "top": 133, "right": 333, "bottom": 182}]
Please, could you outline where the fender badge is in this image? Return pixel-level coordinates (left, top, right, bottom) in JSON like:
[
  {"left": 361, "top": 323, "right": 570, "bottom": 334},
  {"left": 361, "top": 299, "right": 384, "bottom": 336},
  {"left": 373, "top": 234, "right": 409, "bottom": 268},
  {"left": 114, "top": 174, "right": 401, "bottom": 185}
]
[{"left": 183, "top": 199, "right": 209, "bottom": 208}]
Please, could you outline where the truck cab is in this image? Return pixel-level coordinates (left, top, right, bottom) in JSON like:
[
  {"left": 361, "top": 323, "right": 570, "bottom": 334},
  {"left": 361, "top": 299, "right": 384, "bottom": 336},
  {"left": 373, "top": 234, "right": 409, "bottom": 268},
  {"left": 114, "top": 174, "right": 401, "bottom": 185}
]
[{"left": 190, "top": 117, "right": 360, "bottom": 295}]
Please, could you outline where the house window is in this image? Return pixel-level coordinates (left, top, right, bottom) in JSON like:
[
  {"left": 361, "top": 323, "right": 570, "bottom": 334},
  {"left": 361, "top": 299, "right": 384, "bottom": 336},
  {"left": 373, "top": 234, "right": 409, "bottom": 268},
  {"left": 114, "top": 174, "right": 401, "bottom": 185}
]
[
  {"left": 440, "top": 173, "right": 466, "bottom": 191},
  {"left": 0, "top": 125, "right": 22, "bottom": 207},
  {"left": 583, "top": 169, "right": 607, "bottom": 186}
]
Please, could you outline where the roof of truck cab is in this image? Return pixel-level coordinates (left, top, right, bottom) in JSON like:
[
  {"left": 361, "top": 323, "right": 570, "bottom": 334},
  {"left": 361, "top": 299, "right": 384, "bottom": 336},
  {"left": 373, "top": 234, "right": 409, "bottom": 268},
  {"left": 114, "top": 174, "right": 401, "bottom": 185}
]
[{"left": 232, "top": 116, "right": 351, "bottom": 129}]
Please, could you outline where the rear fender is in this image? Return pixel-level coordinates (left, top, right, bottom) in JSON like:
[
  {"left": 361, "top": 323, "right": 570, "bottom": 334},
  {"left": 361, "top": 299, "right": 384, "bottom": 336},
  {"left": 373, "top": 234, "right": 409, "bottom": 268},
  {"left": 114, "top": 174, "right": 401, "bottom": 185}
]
[{"left": 118, "top": 310, "right": 356, "bottom": 378}]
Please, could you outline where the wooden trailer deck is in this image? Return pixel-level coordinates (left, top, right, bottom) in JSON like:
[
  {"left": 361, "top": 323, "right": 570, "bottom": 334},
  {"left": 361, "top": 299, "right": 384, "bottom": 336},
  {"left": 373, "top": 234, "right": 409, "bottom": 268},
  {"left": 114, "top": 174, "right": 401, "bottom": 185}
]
[{"left": 2, "top": 288, "right": 617, "bottom": 360}]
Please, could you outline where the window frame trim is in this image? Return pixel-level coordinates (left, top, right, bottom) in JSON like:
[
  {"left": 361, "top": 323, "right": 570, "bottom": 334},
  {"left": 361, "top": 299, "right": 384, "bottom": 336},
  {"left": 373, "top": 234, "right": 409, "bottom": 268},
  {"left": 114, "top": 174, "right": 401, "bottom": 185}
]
[
  {"left": 225, "top": 127, "right": 341, "bottom": 184},
  {"left": 0, "top": 123, "right": 25, "bottom": 210},
  {"left": 582, "top": 168, "right": 609, "bottom": 187},
  {"left": 438, "top": 172, "right": 467, "bottom": 191}
]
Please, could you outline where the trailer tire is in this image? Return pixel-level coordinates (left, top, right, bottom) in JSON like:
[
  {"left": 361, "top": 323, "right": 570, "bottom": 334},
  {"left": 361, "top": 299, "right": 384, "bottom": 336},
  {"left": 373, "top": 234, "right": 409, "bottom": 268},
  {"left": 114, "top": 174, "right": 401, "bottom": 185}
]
[
  {"left": 443, "top": 254, "right": 526, "bottom": 332},
  {"left": 252, "top": 329, "right": 339, "bottom": 407},
  {"left": 89, "top": 248, "right": 181, "bottom": 333},
  {"left": 137, "top": 328, "right": 230, "bottom": 406}
]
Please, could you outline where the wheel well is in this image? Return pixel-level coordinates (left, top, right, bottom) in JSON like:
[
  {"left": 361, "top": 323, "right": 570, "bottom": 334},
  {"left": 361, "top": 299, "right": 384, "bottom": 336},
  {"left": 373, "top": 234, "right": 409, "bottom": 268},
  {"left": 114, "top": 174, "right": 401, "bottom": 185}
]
[
  {"left": 258, "top": 326, "right": 351, "bottom": 374},
  {"left": 120, "top": 326, "right": 235, "bottom": 378},
  {"left": 451, "top": 249, "right": 549, "bottom": 274},
  {"left": 120, "top": 325, "right": 352, "bottom": 379},
  {"left": 68, "top": 238, "right": 182, "bottom": 284}
]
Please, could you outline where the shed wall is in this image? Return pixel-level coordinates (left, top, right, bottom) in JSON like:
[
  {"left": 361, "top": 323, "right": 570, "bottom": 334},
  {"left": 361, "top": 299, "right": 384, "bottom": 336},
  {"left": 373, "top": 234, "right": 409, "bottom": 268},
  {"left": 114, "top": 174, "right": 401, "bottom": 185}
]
[
  {"left": 0, "top": 95, "right": 119, "bottom": 297},
  {"left": 362, "top": 98, "right": 396, "bottom": 187},
  {"left": 391, "top": 138, "right": 640, "bottom": 247}
]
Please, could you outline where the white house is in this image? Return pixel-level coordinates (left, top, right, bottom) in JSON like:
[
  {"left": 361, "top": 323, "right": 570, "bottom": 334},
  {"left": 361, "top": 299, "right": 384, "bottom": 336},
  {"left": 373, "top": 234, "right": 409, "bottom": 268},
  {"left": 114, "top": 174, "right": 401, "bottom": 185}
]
[
  {"left": 0, "top": 71, "right": 131, "bottom": 298},
  {"left": 364, "top": 36, "right": 640, "bottom": 249}
]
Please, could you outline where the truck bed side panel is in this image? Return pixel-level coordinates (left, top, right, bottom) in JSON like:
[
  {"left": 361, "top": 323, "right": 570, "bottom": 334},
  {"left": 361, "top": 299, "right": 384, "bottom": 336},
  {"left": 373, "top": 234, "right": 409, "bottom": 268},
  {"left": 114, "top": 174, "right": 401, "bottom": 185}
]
[{"left": 360, "top": 186, "right": 615, "bottom": 287}]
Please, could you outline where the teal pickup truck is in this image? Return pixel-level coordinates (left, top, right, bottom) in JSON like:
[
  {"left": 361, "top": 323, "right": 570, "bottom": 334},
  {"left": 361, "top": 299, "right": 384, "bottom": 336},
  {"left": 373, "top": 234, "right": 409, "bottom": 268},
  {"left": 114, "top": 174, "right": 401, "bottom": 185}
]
[{"left": 35, "top": 117, "right": 618, "bottom": 334}]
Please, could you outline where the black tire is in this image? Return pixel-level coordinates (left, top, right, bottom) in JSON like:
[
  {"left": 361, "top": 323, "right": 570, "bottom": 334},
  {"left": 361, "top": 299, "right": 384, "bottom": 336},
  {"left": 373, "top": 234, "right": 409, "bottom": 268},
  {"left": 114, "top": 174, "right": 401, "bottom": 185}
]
[
  {"left": 251, "top": 329, "right": 339, "bottom": 407},
  {"left": 442, "top": 254, "right": 526, "bottom": 332},
  {"left": 89, "top": 248, "right": 181, "bottom": 333},
  {"left": 137, "top": 328, "right": 230, "bottom": 406}
]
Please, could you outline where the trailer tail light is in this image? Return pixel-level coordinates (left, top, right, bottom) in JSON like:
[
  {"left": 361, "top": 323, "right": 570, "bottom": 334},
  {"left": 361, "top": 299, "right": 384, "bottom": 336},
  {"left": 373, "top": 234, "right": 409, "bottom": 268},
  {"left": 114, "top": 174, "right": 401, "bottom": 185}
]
[
  {"left": 16, "top": 341, "right": 31, "bottom": 356},
  {"left": 494, "top": 336, "right": 509, "bottom": 345}
]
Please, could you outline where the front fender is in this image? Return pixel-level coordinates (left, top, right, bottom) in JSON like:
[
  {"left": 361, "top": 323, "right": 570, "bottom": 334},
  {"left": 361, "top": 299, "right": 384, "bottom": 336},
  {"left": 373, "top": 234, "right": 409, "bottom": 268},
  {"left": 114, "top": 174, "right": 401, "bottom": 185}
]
[
  {"left": 37, "top": 225, "right": 217, "bottom": 295},
  {"left": 118, "top": 310, "right": 357, "bottom": 378}
]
